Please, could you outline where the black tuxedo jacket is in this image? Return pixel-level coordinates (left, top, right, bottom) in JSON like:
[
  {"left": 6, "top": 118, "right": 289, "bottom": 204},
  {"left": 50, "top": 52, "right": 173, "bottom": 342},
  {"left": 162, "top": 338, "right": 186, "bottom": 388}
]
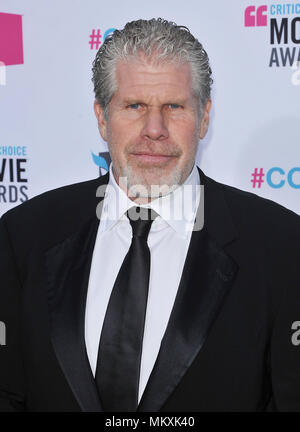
[{"left": 0, "top": 167, "right": 300, "bottom": 412}]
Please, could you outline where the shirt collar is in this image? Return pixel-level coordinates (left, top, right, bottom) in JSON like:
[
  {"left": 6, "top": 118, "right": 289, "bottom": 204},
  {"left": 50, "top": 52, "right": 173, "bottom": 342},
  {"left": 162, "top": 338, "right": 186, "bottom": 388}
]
[{"left": 99, "top": 161, "right": 201, "bottom": 238}]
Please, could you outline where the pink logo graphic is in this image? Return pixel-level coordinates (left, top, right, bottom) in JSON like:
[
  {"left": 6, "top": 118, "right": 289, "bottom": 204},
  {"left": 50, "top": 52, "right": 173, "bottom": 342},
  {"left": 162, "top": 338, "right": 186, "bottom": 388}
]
[
  {"left": 251, "top": 168, "right": 265, "bottom": 188},
  {"left": 244, "top": 5, "right": 267, "bottom": 27},
  {"left": 0, "top": 12, "right": 24, "bottom": 66},
  {"left": 89, "top": 29, "right": 102, "bottom": 50},
  {"left": 88, "top": 28, "right": 116, "bottom": 50}
]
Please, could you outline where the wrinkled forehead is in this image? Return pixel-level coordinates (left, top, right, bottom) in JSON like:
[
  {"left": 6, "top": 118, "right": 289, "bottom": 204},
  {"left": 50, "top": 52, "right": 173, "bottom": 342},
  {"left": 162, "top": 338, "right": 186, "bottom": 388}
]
[{"left": 113, "top": 56, "right": 195, "bottom": 102}]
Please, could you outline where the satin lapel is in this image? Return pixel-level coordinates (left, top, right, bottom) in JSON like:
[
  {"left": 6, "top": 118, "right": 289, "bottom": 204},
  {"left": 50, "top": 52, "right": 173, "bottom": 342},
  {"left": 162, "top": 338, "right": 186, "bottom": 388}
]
[
  {"left": 138, "top": 168, "right": 239, "bottom": 412},
  {"left": 45, "top": 178, "right": 108, "bottom": 412}
]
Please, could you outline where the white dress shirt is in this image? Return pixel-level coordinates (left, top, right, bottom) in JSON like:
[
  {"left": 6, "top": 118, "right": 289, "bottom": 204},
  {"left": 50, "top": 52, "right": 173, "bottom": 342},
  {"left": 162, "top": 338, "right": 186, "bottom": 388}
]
[{"left": 85, "top": 162, "right": 201, "bottom": 404}]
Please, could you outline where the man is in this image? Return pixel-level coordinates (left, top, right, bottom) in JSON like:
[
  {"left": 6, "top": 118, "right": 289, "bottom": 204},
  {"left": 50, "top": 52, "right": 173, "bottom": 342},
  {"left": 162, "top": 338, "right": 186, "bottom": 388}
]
[{"left": 0, "top": 18, "right": 300, "bottom": 412}]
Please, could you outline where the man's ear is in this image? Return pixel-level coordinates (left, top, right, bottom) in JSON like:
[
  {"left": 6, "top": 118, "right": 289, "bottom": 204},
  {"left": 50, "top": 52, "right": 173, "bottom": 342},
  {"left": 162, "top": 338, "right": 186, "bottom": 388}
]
[
  {"left": 199, "top": 99, "right": 212, "bottom": 139},
  {"left": 94, "top": 100, "right": 107, "bottom": 141}
]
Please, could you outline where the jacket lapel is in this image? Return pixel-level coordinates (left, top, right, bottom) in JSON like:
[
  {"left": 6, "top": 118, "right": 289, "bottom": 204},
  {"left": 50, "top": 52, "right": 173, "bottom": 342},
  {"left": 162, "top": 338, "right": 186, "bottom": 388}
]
[
  {"left": 45, "top": 175, "right": 108, "bottom": 412},
  {"left": 137, "top": 168, "right": 239, "bottom": 412}
]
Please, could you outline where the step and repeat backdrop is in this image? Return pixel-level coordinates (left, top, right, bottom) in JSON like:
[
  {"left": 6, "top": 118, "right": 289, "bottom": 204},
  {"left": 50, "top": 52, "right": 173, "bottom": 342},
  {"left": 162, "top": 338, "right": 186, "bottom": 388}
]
[{"left": 0, "top": 0, "right": 299, "bottom": 216}]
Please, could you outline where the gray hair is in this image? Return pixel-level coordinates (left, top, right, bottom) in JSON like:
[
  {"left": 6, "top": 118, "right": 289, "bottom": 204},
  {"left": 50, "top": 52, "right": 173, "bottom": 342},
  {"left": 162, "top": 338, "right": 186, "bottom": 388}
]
[{"left": 92, "top": 18, "right": 213, "bottom": 119}]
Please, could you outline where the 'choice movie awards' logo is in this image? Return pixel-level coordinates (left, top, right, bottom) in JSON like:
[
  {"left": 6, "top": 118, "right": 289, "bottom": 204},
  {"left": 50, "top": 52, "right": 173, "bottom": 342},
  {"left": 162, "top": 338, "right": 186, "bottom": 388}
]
[
  {"left": 244, "top": 3, "right": 300, "bottom": 68},
  {"left": 0, "top": 146, "right": 29, "bottom": 204}
]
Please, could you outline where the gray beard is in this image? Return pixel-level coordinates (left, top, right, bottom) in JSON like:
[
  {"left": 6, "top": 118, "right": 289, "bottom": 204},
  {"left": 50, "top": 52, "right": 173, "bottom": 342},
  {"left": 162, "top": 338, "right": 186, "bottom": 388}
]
[{"left": 117, "top": 163, "right": 184, "bottom": 200}]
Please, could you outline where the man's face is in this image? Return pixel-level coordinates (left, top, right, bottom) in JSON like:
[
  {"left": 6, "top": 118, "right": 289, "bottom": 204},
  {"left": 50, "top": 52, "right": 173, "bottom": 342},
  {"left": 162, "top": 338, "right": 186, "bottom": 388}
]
[{"left": 94, "top": 56, "right": 211, "bottom": 202}]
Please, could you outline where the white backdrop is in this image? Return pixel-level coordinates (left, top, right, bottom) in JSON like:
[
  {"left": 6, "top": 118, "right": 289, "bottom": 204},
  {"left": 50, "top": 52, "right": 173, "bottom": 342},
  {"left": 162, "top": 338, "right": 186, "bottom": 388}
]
[{"left": 0, "top": 0, "right": 299, "bottom": 216}]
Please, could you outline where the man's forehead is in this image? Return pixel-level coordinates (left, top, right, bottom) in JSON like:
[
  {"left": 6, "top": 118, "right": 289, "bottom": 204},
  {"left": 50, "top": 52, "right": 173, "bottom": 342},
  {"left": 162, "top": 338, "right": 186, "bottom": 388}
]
[
  {"left": 115, "top": 57, "right": 192, "bottom": 79},
  {"left": 114, "top": 58, "right": 193, "bottom": 99}
]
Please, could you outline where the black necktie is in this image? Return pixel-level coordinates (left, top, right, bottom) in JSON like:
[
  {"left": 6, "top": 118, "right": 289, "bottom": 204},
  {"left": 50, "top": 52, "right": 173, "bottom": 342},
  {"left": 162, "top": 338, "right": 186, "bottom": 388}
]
[{"left": 95, "top": 206, "right": 158, "bottom": 412}]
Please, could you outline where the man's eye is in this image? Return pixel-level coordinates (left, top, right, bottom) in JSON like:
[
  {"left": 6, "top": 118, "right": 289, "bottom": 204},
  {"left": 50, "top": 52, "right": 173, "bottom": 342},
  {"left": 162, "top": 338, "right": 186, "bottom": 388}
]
[
  {"left": 127, "top": 103, "right": 141, "bottom": 109},
  {"left": 168, "top": 104, "right": 181, "bottom": 109}
]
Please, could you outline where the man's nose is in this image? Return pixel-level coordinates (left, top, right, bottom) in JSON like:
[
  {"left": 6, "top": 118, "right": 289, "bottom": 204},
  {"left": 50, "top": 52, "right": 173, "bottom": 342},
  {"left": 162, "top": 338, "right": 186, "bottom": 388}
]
[{"left": 141, "top": 108, "right": 169, "bottom": 141}]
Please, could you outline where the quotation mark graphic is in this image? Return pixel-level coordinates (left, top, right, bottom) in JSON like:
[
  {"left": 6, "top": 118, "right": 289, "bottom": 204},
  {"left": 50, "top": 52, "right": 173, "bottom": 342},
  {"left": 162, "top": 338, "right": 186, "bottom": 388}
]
[
  {"left": 244, "top": 5, "right": 267, "bottom": 27},
  {"left": 89, "top": 29, "right": 102, "bottom": 50},
  {"left": 251, "top": 168, "right": 265, "bottom": 188}
]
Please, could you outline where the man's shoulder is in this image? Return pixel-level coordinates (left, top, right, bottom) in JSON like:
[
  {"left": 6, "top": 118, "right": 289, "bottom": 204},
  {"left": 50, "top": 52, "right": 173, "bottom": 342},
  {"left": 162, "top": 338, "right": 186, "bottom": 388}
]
[
  {"left": 0, "top": 174, "right": 108, "bottom": 246},
  {"left": 206, "top": 174, "right": 300, "bottom": 236},
  {"left": 2, "top": 176, "right": 104, "bottom": 219}
]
